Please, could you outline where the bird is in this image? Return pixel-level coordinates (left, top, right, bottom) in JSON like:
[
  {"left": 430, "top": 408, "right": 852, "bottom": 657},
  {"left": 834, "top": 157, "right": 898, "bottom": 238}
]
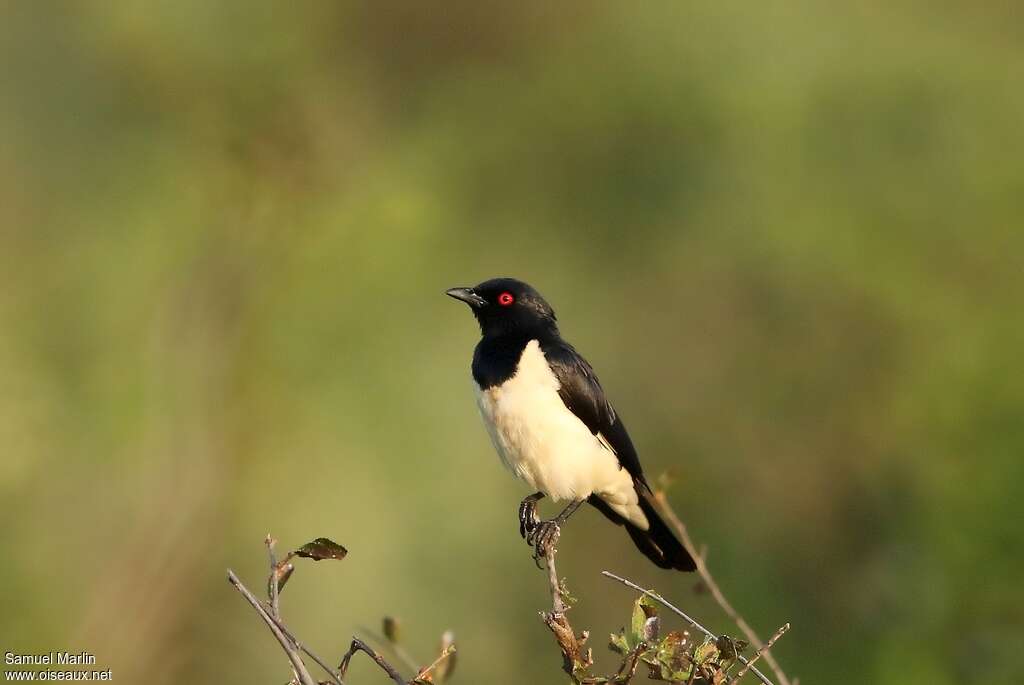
[{"left": 446, "top": 277, "right": 696, "bottom": 571}]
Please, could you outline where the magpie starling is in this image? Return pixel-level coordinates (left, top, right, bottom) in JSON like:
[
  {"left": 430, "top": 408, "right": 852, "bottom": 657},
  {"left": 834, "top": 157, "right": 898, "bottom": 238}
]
[{"left": 446, "top": 277, "right": 696, "bottom": 571}]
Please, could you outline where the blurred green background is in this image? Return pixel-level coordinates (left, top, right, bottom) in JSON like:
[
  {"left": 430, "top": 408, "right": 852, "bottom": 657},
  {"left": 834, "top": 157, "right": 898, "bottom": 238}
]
[{"left": 2, "top": 2, "right": 1022, "bottom": 684}]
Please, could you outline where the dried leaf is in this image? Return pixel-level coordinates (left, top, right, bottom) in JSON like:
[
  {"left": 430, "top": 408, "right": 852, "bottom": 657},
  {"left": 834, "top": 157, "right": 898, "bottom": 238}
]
[
  {"left": 715, "top": 635, "right": 748, "bottom": 662},
  {"left": 546, "top": 612, "right": 591, "bottom": 681},
  {"left": 294, "top": 537, "right": 348, "bottom": 562},
  {"left": 267, "top": 562, "right": 294, "bottom": 597},
  {"left": 642, "top": 616, "right": 660, "bottom": 642},
  {"left": 383, "top": 616, "right": 401, "bottom": 643},
  {"left": 652, "top": 631, "right": 692, "bottom": 682},
  {"left": 639, "top": 594, "right": 658, "bottom": 619}
]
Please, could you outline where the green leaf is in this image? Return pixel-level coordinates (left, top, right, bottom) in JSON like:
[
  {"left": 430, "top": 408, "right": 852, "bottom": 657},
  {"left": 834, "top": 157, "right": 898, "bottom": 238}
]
[
  {"left": 693, "top": 638, "right": 719, "bottom": 666},
  {"left": 580, "top": 676, "right": 608, "bottom": 684},
  {"left": 660, "top": 661, "right": 693, "bottom": 682},
  {"left": 558, "top": 578, "right": 579, "bottom": 608},
  {"left": 630, "top": 597, "right": 647, "bottom": 643},
  {"left": 294, "top": 537, "right": 348, "bottom": 561},
  {"left": 609, "top": 631, "right": 631, "bottom": 655},
  {"left": 572, "top": 658, "right": 592, "bottom": 681}
]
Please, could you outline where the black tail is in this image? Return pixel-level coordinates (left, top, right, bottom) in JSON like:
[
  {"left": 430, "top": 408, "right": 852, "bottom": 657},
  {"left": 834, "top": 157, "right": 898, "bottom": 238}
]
[{"left": 588, "top": 488, "right": 697, "bottom": 572}]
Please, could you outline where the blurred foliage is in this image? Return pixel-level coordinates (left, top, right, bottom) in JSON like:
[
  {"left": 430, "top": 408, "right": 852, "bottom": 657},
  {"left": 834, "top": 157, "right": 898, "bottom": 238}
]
[
  {"left": 605, "top": 594, "right": 748, "bottom": 684},
  {"left": 1, "top": 2, "right": 1023, "bottom": 684},
  {"left": 548, "top": 582, "right": 766, "bottom": 684}
]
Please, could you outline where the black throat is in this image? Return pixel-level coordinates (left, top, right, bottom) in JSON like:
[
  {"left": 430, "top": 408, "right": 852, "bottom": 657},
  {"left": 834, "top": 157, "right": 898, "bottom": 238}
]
[{"left": 471, "top": 328, "right": 558, "bottom": 390}]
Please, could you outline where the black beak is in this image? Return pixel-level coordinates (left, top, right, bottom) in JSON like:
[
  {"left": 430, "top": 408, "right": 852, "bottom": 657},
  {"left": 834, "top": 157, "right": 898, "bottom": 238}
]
[{"left": 445, "top": 287, "right": 488, "bottom": 309}]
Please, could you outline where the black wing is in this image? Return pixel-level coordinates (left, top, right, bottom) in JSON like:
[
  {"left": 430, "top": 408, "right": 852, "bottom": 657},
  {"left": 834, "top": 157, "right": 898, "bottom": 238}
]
[{"left": 540, "top": 339, "right": 649, "bottom": 490}]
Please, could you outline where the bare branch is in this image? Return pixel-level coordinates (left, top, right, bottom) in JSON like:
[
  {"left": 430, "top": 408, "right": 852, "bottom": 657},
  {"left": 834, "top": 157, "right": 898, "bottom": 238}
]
[
  {"left": 235, "top": 537, "right": 457, "bottom": 685},
  {"left": 357, "top": 625, "right": 421, "bottom": 675},
  {"left": 653, "top": 491, "right": 793, "bottom": 685},
  {"left": 610, "top": 644, "right": 644, "bottom": 683},
  {"left": 540, "top": 546, "right": 594, "bottom": 680},
  {"left": 266, "top": 534, "right": 282, "bottom": 620},
  {"left": 227, "top": 569, "right": 318, "bottom": 685},
  {"left": 728, "top": 623, "right": 790, "bottom": 684},
  {"left": 547, "top": 546, "right": 566, "bottom": 614},
  {"left": 601, "top": 571, "right": 775, "bottom": 685},
  {"left": 261, "top": 610, "right": 344, "bottom": 685},
  {"left": 339, "top": 637, "right": 406, "bottom": 685}
]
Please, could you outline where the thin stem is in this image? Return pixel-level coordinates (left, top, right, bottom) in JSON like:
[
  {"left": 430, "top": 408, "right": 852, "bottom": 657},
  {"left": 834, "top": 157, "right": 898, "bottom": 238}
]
[
  {"left": 654, "top": 491, "right": 792, "bottom": 685},
  {"left": 729, "top": 623, "right": 790, "bottom": 684},
  {"left": 546, "top": 547, "right": 566, "bottom": 614},
  {"left": 227, "top": 569, "right": 318, "bottom": 685},
  {"left": 338, "top": 637, "right": 406, "bottom": 685},
  {"left": 356, "top": 627, "right": 420, "bottom": 674},
  {"left": 266, "top": 535, "right": 282, "bottom": 620},
  {"left": 414, "top": 644, "right": 456, "bottom": 682},
  {"left": 263, "top": 611, "right": 344, "bottom": 685},
  {"left": 601, "top": 571, "right": 775, "bottom": 685}
]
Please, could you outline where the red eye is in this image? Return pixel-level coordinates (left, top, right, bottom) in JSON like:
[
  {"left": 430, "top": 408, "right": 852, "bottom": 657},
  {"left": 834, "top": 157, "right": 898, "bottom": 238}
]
[{"left": 497, "top": 292, "right": 515, "bottom": 306}]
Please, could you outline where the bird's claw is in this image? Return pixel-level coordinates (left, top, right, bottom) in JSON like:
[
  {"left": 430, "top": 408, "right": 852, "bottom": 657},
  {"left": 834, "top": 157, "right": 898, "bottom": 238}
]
[
  {"left": 519, "top": 497, "right": 541, "bottom": 539},
  {"left": 528, "top": 520, "right": 561, "bottom": 567}
]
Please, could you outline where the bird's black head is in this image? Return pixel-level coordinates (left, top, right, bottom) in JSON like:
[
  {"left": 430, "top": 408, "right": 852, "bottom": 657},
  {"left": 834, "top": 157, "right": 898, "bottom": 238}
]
[{"left": 446, "top": 277, "right": 557, "bottom": 338}]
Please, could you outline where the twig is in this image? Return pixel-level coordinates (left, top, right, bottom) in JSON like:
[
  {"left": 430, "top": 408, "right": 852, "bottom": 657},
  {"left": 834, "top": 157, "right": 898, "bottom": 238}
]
[
  {"left": 263, "top": 610, "right": 344, "bottom": 685},
  {"left": 414, "top": 644, "right": 456, "bottom": 682},
  {"left": 264, "top": 538, "right": 302, "bottom": 685},
  {"left": 541, "top": 545, "right": 594, "bottom": 679},
  {"left": 235, "top": 538, "right": 412, "bottom": 685},
  {"left": 611, "top": 645, "right": 644, "bottom": 683},
  {"left": 728, "top": 623, "right": 790, "bottom": 684},
  {"left": 339, "top": 637, "right": 406, "bottom": 685},
  {"left": 547, "top": 547, "right": 566, "bottom": 614},
  {"left": 266, "top": 535, "right": 282, "bottom": 620},
  {"left": 601, "top": 571, "right": 774, "bottom": 685},
  {"left": 227, "top": 569, "right": 318, "bottom": 685},
  {"left": 229, "top": 568, "right": 343, "bottom": 685},
  {"left": 653, "top": 491, "right": 793, "bottom": 685},
  {"left": 356, "top": 626, "right": 421, "bottom": 674}
]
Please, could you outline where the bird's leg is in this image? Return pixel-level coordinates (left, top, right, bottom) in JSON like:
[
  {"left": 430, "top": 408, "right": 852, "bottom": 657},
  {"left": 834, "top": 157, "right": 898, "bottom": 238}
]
[
  {"left": 519, "top": 492, "right": 545, "bottom": 539},
  {"left": 528, "top": 499, "right": 585, "bottom": 566}
]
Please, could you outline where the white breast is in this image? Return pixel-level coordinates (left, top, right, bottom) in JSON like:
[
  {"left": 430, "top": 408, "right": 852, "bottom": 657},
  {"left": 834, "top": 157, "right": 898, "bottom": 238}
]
[{"left": 473, "top": 340, "right": 646, "bottom": 528}]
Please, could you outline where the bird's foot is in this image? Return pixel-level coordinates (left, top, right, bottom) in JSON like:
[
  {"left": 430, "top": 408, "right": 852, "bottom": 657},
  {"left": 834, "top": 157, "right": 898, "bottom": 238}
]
[
  {"left": 527, "top": 520, "right": 561, "bottom": 567},
  {"left": 519, "top": 495, "right": 542, "bottom": 539}
]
